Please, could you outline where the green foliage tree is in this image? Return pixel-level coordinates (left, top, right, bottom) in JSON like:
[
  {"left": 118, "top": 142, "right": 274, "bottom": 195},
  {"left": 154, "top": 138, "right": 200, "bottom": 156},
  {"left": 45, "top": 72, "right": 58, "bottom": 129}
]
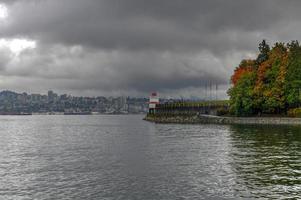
[
  {"left": 228, "top": 71, "right": 256, "bottom": 116},
  {"left": 285, "top": 41, "right": 301, "bottom": 108},
  {"left": 256, "top": 39, "right": 270, "bottom": 64}
]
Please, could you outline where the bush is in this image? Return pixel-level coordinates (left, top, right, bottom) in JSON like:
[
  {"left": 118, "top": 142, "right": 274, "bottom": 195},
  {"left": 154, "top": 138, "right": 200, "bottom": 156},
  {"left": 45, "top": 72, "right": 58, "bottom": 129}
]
[{"left": 287, "top": 108, "right": 301, "bottom": 117}]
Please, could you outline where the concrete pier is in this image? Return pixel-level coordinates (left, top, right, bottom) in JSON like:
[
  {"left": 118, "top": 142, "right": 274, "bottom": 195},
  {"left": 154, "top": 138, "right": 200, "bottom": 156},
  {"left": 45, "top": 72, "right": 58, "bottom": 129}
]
[{"left": 144, "top": 114, "right": 301, "bottom": 125}]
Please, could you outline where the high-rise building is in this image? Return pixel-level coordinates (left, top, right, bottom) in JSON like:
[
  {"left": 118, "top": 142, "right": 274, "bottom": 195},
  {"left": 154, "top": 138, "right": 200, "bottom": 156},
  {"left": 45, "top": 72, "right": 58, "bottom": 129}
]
[{"left": 48, "top": 90, "right": 55, "bottom": 102}]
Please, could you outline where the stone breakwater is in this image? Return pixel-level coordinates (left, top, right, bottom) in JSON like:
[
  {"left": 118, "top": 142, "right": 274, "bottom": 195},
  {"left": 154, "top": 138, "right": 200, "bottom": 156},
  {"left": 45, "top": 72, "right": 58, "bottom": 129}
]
[{"left": 144, "top": 114, "right": 301, "bottom": 125}]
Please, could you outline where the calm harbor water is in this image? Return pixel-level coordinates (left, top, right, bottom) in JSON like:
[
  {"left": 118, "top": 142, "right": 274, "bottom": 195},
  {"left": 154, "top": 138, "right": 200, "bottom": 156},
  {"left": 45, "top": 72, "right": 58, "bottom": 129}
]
[{"left": 0, "top": 115, "right": 300, "bottom": 199}]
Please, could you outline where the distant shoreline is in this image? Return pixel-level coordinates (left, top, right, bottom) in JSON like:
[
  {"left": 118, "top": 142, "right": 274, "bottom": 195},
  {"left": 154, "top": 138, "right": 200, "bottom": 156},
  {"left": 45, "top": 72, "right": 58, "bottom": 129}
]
[
  {"left": 144, "top": 114, "right": 301, "bottom": 126},
  {"left": 0, "top": 113, "right": 145, "bottom": 116}
]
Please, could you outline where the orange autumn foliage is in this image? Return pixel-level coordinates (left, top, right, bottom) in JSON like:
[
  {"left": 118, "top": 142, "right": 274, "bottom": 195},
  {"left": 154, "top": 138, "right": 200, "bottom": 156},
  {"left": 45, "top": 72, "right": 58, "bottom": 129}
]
[
  {"left": 231, "top": 66, "right": 254, "bottom": 86},
  {"left": 228, "top": 40, "right": 301, "bottom": 116},
  {"left": 254, "top": 44, "right": 288, "bottom": 93}
]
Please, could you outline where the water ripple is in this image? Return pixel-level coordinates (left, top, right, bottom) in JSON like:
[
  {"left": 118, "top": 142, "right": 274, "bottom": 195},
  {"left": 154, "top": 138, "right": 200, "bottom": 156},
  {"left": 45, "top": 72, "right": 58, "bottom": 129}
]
[{"left": 0, "top": 116, "right": 300, "bottom": 199}]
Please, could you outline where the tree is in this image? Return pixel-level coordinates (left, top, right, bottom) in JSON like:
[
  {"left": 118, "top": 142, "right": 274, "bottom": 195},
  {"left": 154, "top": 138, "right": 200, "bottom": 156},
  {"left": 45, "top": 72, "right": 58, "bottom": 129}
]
[
  {"left": 256, "top": 39, "right": 270, "bottom": 64},
  {"left": 254, "top": 42, "right": 288, "bottom": 113},
  {"left": 231, "top": 59, "right": 256, "bottom": 85},
  {"left": 285, "top": 41, "right": 301, "bottom": 107},
  {"left": 228, "top": 71, "right": 256, "bottom": 116},
  {"left": 228, "top": 40, "right": 295, "bottom": 116}
]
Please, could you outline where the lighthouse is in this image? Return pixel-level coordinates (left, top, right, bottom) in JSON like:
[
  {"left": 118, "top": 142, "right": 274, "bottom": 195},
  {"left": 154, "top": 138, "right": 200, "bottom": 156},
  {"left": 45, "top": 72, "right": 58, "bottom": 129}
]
[{"left": 149, "top": 92, "right": 159, "bottom": 114}]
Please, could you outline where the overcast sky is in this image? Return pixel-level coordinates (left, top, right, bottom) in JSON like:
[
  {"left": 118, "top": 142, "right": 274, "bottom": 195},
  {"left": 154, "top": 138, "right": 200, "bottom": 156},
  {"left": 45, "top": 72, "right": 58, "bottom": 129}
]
[{"left": 0, "top": 0, "right": 301, "bottom": 98}]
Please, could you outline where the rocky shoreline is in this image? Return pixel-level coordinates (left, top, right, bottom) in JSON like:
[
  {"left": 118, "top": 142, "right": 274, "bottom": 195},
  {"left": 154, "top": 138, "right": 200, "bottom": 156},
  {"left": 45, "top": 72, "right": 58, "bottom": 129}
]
[{"left": 144, "top": 114, "right": 301, "bottom": 125}]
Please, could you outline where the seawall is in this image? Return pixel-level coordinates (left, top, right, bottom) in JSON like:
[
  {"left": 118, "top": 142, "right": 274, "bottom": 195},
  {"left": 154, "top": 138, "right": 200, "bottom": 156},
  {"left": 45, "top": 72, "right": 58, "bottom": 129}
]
[{"left": 144, "top": 114, "right": 301, "bottom": 125}]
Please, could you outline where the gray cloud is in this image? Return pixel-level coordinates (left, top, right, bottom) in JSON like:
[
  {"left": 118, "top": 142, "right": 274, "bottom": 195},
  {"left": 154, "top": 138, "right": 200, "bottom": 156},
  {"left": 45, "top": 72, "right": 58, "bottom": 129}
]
[
  {"left": 0, "top": 0, "right": 301, "bottom": 97},
  {"left": 0, "top": 0, "right": 286, "bottom": 51}
]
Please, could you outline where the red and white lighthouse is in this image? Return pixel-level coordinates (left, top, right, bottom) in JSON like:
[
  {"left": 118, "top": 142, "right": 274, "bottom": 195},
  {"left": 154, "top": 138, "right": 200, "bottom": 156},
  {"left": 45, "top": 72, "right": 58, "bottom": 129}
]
[{"left": 149, "top": 92, "right": 159, "bottom": 114}]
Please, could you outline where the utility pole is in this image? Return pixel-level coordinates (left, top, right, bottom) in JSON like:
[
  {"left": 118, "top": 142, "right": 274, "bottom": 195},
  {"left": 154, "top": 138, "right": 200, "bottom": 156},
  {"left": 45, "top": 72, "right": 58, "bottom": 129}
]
[
  {"left": 205, "top": 82, "right": 208, "bottom": 101},
  {"left": 209, "top": 81, "right": 212, "bottom": 101},
  {"left": 216, "top": 84, "right": 218, "bottom": 101}
]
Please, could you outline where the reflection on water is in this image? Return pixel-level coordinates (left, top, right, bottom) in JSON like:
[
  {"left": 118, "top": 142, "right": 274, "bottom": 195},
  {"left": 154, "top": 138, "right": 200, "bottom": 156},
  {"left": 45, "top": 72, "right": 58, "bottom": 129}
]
[
  {"left": 0, "top": 115, "right": 300, "bottom": 199},
  {"left": 229, "top": 125, "right": 301, "bottom": 199}
]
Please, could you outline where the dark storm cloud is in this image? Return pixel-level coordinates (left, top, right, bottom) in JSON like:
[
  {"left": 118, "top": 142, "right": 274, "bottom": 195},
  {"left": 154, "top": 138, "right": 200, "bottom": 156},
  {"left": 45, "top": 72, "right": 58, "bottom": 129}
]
[
  {"left": 0, "top": 0, "right": 301, "bottom": 97},
  {"left": 1, "top": 0, "right": 289, "bottom": 51}
]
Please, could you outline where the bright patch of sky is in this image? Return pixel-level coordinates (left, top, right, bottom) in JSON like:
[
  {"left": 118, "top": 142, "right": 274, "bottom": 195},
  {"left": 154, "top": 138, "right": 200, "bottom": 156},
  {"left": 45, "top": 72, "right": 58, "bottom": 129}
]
[
  {"left": 0, "top": 38, "right": 36, "bottom": 55},
  {"left": 0, "top": 4, "right": 8, "bottom": 19}
]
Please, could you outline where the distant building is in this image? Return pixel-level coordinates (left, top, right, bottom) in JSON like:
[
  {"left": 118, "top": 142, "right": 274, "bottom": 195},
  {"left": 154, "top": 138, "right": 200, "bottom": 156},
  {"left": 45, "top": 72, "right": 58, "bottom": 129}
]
[
  {"left": 48, "top": 90, "right": 58, "bottom": 103},
  {"left": 48, "top": 90, "right": 54, "bottom": 102},
  {"left": 149, "top": 92, "right": 159, "bottom": 114}
]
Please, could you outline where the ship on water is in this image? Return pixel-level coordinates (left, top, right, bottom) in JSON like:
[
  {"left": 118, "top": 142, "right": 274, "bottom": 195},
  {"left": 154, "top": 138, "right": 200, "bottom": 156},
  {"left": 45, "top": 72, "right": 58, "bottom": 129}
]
[
  {"left": 0, "top": 112, "right": 32, "bottom": 115},
  {"left": 64, "top": 109, "right": 92, "bottom": 115}
]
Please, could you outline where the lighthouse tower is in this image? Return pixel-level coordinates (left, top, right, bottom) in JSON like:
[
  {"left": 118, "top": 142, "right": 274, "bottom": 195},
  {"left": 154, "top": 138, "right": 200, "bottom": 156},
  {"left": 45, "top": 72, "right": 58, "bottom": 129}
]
[{"left": 149, "top": 92, "right": 159, "bottom": 114}]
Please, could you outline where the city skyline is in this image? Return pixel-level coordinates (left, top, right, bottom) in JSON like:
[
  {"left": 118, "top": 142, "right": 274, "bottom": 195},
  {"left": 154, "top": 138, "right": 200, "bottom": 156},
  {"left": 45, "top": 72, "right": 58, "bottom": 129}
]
[{"left": 0, "top": 89, "right": 149, "bottom": 114}]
